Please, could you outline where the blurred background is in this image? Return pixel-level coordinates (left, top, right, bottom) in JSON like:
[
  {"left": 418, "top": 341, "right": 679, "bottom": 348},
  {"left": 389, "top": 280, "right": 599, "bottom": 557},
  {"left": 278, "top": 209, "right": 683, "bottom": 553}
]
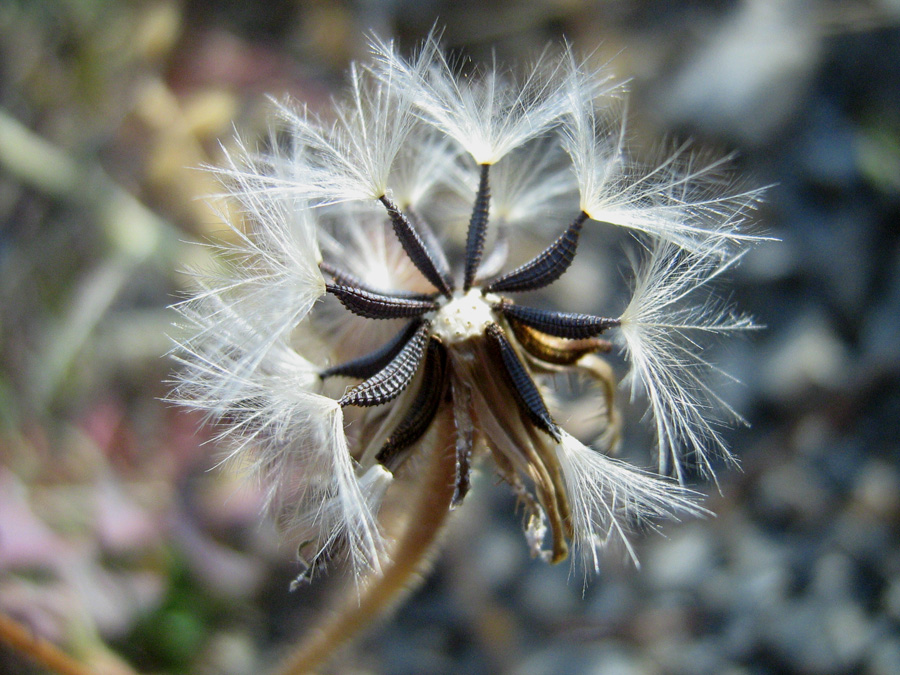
[{"left": 2, "top": 1, "right": 899, "bottom": 673}]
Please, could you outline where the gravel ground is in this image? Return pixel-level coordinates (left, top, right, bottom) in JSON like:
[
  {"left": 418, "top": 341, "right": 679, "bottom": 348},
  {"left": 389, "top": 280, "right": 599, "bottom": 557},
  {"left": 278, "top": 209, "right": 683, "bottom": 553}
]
[{"left": 1, "top": 2, "right": 899, "bottom": 674}]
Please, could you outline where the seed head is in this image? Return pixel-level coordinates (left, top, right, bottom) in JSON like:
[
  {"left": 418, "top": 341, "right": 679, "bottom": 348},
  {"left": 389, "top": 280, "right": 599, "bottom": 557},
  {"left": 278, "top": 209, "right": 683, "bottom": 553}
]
[{"left": 171, "top": 30, "right": 766, "bottom": 581}]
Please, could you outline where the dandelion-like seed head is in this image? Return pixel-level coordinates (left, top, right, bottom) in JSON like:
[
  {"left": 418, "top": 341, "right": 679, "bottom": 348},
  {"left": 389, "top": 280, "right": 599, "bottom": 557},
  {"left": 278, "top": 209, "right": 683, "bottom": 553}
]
[{"left": 172, "top": 30, "right": 767, "bottom": 587}]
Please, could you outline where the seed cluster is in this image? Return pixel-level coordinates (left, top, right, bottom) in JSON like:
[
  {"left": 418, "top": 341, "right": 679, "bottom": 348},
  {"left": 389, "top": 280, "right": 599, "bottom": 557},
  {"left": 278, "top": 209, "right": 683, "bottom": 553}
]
[
  {"left": 172, "top": 32, "right": 761, "bottom": 583},
  {"left": 321, "top": 170, "right": 621, "bottom": 551}
]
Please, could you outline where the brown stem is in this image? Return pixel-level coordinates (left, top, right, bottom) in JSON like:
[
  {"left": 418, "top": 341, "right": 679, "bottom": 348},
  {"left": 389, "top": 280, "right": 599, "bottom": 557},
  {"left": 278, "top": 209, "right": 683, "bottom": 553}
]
[
  {"left": 273, "top": 408, "right": 458, "bottom": 675},
  {"left": 0, "top": 613, "right": 98, "bottom": 675}
]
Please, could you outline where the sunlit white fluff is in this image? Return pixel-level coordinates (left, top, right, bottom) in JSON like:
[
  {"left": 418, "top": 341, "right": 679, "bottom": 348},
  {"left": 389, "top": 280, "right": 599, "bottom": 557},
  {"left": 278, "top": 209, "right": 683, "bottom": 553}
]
[
  {"left": 211, "top": 41, "right": 424, "bottom": 208},
  {"left": 171, "top": 168, "right": 388, "bottom": 573},
  {"left": 560, "top": 59, "right": 765, "bottom": 256},
  {"left": 172, "top": 298, "right": 388, "bottom": 574},
  {"left": 302, "top": 406, "right": 391, "bottom": 573},
  {"left": 387, "top": 127, "right": 466, "bottom": 210},
  {"left": 315, "top": 210, "right": 432, "bottom": 359},
  {"left": 553, "top": 430, "right": 705, "bottom": 574},
  {"left": 616, "top": 243, "right": 755, "bottom": 482},
  {"left": 421, "top": 139, "right": 578, "bottom": 270},
  {"left": 178, "top": 150, "right": 325, "bottom": 382},
  {"left": 174, "top": 30, "right": 763, "bottom": 588},
  {"left": 289, "top": 464, "right": 394, "bottom": 586},
  {"left": 489, "top": 139, "right": 578, "bottom": 229},
  {"left": 371, "top": 33, "right": 581, "bottom": 166},
  {"left": 317, "top": 208, "right": 421, "bottom": 290},
  {"left": 258, "top": 59, "right": 421, "bottom": 205}
]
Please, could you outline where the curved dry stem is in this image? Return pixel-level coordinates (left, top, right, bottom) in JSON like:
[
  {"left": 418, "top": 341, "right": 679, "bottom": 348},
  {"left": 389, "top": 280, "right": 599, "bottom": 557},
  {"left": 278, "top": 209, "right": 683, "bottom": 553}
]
[
  {"left": 273, "top": 408, "right": 458, "bottom": 675},
  {"left": 573, "top": 353, "right": 622, "bottom": 452}
]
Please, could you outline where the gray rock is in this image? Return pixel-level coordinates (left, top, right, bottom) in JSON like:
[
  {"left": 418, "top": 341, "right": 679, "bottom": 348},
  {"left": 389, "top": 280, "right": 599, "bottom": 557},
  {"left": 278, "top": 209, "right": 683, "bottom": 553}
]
[
  {"left": 868, "top": 637, "right": 900, "bottom": 675},
  {"left": 645, "top": 524, "right": 715, "bottom": 590},
  {"left": 760, "top": 310, "right": 850, "bottom": 402}
]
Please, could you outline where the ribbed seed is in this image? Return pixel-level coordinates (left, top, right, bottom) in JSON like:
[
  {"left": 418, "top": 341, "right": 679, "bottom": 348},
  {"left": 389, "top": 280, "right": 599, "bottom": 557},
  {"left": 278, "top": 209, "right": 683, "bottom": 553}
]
[
  {"left": 496, "top": 301, "right": 619, "bottom": 339},
  {"left": 376, "top": 339, "right": 448, "bottom": 467},
  {"left": 485, "top": 322, "right": 561, "bottom": 441},
  {"left": 339, "top": 321, "right": 431, "bottom": 407},
  {"left": 380, "top": 196, "right": 454, "bottom": 297},
  {"left": 326, "top": 283, "right": 437, "bottom": 320},
  {"left": 485, "top": 212, "right": 587, "bottom": 293},
  {"left": 320, "top": 320, "right": 424, "bottom": 380},
  {"left": 407, "top": 207, "right": 452, "bottom": 285},
  {"left": 463, "top": 163, "right": 491, "bottom": 291}
]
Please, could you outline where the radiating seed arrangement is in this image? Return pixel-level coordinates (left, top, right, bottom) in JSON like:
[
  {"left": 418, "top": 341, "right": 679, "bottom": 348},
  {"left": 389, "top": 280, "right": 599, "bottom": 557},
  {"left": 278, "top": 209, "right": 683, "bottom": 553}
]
[{"left": 171, "top": 32, "right": 766, "bottom": 588}]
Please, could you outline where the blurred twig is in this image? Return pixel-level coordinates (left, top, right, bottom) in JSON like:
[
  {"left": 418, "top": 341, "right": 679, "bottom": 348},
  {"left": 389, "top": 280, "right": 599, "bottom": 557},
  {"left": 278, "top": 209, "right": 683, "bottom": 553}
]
[
  {"left": 0, "top": 612, "right": 98, "bottom": 675},
  {"left": 0, "top": 108, "right": 186, "bottom": 410}
]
